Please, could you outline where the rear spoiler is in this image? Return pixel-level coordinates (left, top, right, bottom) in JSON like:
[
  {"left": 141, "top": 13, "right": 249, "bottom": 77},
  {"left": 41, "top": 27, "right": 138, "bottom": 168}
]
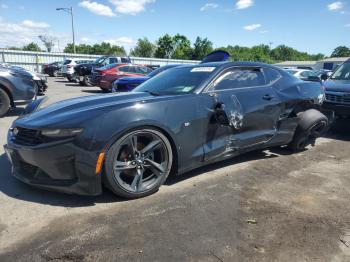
[{"left": 200, "top": 50, "right": 230, "bottom": 64}]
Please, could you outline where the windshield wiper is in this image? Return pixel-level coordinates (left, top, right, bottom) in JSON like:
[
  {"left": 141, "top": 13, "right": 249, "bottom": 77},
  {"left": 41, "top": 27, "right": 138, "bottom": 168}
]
[{"left": 143, "top": 90, "right": 161, "bottom": 96}]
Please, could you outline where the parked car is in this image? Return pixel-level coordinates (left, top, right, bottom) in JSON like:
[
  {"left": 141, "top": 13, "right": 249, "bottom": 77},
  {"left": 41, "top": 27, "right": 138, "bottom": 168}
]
[
  {"left": 112, "top": 64, "right": 181, "bottom": 92},
  {"left": 0, "top": 63, "right": 47, "bottom": 95},
  {"left": 315, "top": 69, "right": 333, "bottom": 79},
  {"left": 0, "top": 67, "right": 37, "bottom": 117},
  {"left": 74, "top": 56, "right": 132, "bottom": 86},
  {"left": 5, "top": 52, "right": 329, "bottom": 199},
  {"left": 322, "top": 59, "right": 350, "bottom": 117},
  {"left": 61, "top": 59, "right": 94, "bottom": 82},
  {"left": 285, "top": 69, "right": 321, "bottom": 82},
  {"left": 42, "top": 61, "right": 63, "bottom": 77},
  {"left": 92, "top": 64, "right": 153, "bottom": 92}
]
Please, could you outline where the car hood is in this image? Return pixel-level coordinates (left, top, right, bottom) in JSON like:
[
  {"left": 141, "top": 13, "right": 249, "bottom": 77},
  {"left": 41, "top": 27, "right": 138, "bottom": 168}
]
[
  {"left": 324, "top": 79, "right": 350, "bottom": 93},
  {"left": 117, "top": 76, "right": 150, "bottom": 84},
  {"left": 14, "top": 92, "right": 164, "bottom": 128}
]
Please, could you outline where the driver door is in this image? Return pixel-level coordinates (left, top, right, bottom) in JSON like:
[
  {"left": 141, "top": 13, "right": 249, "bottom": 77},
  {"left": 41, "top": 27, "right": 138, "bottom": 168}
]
[{"left": 200, "top": 66, "right": 282, "bottom": 161}]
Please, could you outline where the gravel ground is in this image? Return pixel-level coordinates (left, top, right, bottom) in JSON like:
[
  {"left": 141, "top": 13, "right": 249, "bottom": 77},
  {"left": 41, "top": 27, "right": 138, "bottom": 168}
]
[{"left": 0, "top": 77, "right": 350, "bottom": 262}]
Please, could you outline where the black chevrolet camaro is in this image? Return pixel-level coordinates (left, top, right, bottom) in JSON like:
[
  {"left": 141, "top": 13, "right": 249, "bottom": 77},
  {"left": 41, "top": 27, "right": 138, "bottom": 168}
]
[{"left": 4, "top": 58, "right": 329, "bottom": 198}]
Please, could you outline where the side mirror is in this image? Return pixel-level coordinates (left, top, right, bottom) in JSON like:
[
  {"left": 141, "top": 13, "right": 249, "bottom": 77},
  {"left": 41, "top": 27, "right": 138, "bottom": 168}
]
[
  {"left": 320, "top": 73, "right": 329, "bottom": 81},
  {"left": 214, "top": 102, "right": 230, "bottom": 125}
]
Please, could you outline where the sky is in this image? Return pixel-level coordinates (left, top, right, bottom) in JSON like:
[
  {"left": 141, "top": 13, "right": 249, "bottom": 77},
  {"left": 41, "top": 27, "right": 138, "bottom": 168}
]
[{"left": 0, "top": 0, "right": 349, "bottom": 56}]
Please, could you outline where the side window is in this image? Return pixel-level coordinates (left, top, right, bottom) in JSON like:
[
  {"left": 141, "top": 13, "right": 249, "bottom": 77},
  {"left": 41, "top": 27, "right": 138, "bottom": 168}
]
[
  {"left": 135, "top": 66, "right": 152, "bottom": 74},
  {"left": 213, "top": 68, "right": 266, "bottom": 91},
  {"left": 118, "top": 66, "right": 129, "bottom": 72},
  {"left": 109, "top": 57, "right": 118, "bottom": 64},
  {"left": 300, "top": 71, "right": 310, "bottom": 78},
  {"left": 263, "top": 68, "right": 281, "bottom": 84},
  {"left": 121, "top": 57, "right": 131, "bottom": 63}
]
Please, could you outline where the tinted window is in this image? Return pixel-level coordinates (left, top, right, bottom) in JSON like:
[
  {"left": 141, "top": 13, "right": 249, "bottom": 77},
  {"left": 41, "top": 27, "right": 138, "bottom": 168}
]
[
  {"left": 109, "top": 57, "right": 119, "bottom": 64},
  {"left": 121, "top": 57, "right": 131, "bottom": 63},
  {"left": 213, "top": 68, "right": 266, "bottom": 91},
  {"left": 118, "top": 66, "right": 130, "bottom": 72},
  {"left": 99, "top": 63, "right": 118, "bottom": 70},
  {"left": 63, "top": 59, "right": 72, "bottom": 65},
  {"left": 135, "top": 66, "right": 152, "bottom": 74},
  {"left": 147, "top": 65, "right": 179, "bottom": 77},
  {"left": 264, "top": 68, "right": 281, "bottom": 84},
  {"left": 331, "top": 62, "right": 350, "bottom": 80},
  {"left": 134, "top": 66, "right": 216, "bottom": 95}
]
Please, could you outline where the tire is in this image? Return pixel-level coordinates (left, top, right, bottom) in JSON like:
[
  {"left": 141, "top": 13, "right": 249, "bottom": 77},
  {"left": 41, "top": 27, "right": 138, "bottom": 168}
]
[
  {"left": 104, "top": 128, "right": 173, "bottom": 199},
  {"left": 52, "top": 70, "right": 58, "bottom": 77},
  {"left": 100, "top": 87, "right": 110, "bottom": 93},
  {"left": 289, "top": 109, "right": 328, "bottom": 152},
  {"left": 79, "top": 76, "right": 89, "bottom": 86},
  {"left": 67, "top": 76, "right": 74, "bottom": 82},
  {"left": 0, "top": 88, "right": 11, "bottom": 117}
]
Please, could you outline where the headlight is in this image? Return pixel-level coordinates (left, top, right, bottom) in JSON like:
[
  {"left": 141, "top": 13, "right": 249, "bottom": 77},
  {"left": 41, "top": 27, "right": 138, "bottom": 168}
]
[{"left": 41, "top": 128, "right": 83, "bottom": 138}]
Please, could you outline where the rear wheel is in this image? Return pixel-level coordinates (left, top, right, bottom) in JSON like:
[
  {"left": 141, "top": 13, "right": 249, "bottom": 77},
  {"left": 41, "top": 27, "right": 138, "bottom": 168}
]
[
  {"left": 0, "top": 88, "right": 10, "bottom": 117},
  {"left": 289, "top": 109, "right": 328, "bottom": 152},
  {"left": 104, "top": 128, "right": 173, "bottom": 199},
  {"left": 52, "top": 70, "right": 58, "bottom": 77},
  {"left": 79, "top": 76, "right": 89, "bottom": 86}
]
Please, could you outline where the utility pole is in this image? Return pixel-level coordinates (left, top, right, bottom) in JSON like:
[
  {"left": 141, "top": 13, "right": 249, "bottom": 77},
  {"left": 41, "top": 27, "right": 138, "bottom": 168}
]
[{"left": 56, "top": 7, "right": 76, "bottom": 53}]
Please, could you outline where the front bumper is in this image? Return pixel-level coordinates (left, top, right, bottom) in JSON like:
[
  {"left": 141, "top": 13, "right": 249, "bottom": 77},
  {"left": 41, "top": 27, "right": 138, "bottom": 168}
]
[{"left": 4, "top": 137, "right": 103, "bottom": 196}]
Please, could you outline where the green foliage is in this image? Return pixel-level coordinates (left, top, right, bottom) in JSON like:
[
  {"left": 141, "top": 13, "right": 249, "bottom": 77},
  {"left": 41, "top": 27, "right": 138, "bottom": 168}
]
[
  {"left": 22, "top": 42, "right": 42, "bottom": 52},
  {"left": 154, "top": 34, "right": 174, "bottom": 58},
  {"left": 130, "top": 38, "right": 155, "bottom": 57},
  {"left": 64, "top": 42, "right": 126, "bottom": 55},
  {"left": 331, "top": 46, "right": 350, "bottom": 58},
  {"left": 192, "top": 37, "right": 213, "bottom": 60}
]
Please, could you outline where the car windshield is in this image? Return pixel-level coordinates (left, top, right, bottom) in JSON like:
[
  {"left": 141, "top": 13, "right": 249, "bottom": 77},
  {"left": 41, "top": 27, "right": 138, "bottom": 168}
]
[
  {"left": 98, "top": 63, "right": 118, "bottom": 70},
  {"left": 147, "top": 65, "right": 178, "bottom": 78},
  {"left": 134, "top": 66, "right": 216, "bottom": 95},
  {"left": 94, "top": 57, "right": 106, "bottom": 64},
  {"left": 331, "top": 62, "right": 350, "bottom": 80}
]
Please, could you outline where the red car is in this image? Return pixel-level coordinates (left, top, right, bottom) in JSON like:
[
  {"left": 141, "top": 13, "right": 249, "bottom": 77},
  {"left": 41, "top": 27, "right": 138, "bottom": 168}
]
[{"left": 91, "top": 64, "right": 153, "bottom": 92}]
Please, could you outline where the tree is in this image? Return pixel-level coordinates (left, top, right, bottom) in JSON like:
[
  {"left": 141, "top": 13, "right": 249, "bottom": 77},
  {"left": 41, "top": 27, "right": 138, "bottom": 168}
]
[
  {"left": 192, "top": 37, "right": 213, "bottom": 60},
  {"left": 331, "top": 46, "right": 350, "bottom": 57},
  {"left": 130, "top": 38, "right": 155, "bottom": 57},
  {"left": 63, "top": 42, "right": 126, "bottom": 55},
  {"left": 38, "top": 35, "right": 56, "bottom": 52},
  {"left": 154, "top": 34, "right": 174, "bottom": 58},
  {"left": 22, "top": 42, "right": 42, "bottom": 52},
  {"left": 171, "top": 34, "right": 192, "bottom": 59}
]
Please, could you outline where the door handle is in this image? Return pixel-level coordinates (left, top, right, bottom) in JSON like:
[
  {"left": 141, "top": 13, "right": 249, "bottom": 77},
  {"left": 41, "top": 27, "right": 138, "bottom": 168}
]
[{"left": 262, "top": 94, "right": 274, "bottom": 100}]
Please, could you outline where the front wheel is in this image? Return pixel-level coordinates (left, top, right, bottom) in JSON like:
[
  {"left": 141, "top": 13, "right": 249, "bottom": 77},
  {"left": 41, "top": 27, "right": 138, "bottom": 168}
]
[
  {"left": 289, "top": 109, "right": 328, "bottom": 152},
  {"left": 0, "top": 89, "right": 10, "bottom": 117},
  {"left": 104, "top": 128, "right": 173, "bottom": 199}
]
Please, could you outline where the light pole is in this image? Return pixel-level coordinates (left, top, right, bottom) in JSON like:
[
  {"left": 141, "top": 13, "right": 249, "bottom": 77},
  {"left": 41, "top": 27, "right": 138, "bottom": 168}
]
[{"left": 56, "top": 7, "right": 76, "bottom": 53}]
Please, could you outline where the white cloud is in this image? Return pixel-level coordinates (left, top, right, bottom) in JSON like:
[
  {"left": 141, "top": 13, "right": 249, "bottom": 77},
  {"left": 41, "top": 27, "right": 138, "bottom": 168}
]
[
  {"left": 328, "top": 1, "right": 344, "bottom": 11},
  {"left": 244, "top": 23, "right": 261, "bottom": 30},
  {"left": 200, "top": 3, "right": 219, "bottom": 11},
  {"left": 79, "top": 1, "right": 116, "bottom": 17},
  {"left": 259, "top": 30, "right": 269, "bottom": 34},
  {"left": 236, "top": 0, "right": 254, "bottom": 10},
  {"left": 105, "top": 37, "right": 136, "bottom": 45},
  {"left": 109, "top": 0, "right": 155, "bottom": 15},
  {"left": 1, "top": 4, "right": 8, "bottom": 9},
  {"left": 22, "top": 20, "right": 50, "bottom": 29},
  {"left": 0, "top": 18, "right": 55, "bottom": 49}
]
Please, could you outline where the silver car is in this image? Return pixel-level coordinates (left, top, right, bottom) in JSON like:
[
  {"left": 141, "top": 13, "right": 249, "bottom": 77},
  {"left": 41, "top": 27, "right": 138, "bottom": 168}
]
[{"left": 0, "top": 67, "right": 37, "bottom": 117}]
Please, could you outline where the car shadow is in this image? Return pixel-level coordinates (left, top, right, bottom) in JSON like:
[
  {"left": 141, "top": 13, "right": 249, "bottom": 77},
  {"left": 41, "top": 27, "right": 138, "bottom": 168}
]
[
  {"left": 165, "top": 149, "right": 280, "bottom": 186},
  {"left": 0, "top": 153, "right": 122, "bottom": 207},
  {"left": 81, "top": 89, "right": 105, "bottom": 94},
  {"left": 325, "top": 118, "right": 350, "bottom": 141},
  {"left": 4, "top": 107, "right": 25, "bottom": 117}
]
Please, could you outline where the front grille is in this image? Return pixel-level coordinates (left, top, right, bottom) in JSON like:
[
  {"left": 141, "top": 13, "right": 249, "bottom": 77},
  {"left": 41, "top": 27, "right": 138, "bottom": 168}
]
[
  {"left": 13, "top": 127, "right": 48, "bottom": 146},
  {"left": 325, "top": 93, "right": 350, "bottom": 105}
]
